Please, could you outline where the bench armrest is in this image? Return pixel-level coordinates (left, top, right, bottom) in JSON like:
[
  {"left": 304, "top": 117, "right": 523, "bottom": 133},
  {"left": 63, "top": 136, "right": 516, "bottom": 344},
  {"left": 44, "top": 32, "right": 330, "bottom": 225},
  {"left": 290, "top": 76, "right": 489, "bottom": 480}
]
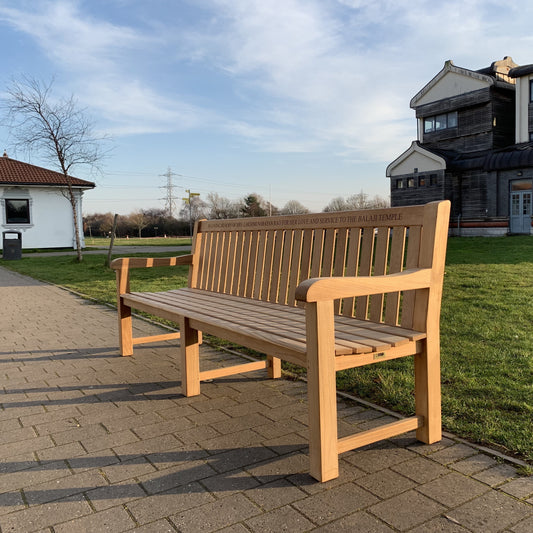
[
  {"left": 295, "top": 268, "right": 432, "bottom": 303},
  {"left": 110, "top": 255, "right": 193, "bottom": 270}
]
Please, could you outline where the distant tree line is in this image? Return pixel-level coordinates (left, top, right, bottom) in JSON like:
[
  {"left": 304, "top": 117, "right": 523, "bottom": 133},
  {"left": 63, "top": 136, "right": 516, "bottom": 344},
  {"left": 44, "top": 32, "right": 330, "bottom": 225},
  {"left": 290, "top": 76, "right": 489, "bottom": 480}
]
[{"left": 83, "top": 190, "right": 389, "bottom": 238}]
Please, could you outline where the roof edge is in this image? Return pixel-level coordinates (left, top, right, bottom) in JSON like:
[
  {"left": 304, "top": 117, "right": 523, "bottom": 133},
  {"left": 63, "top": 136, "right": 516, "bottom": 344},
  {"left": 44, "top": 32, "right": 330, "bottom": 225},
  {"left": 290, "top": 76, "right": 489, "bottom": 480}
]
[
  {"left": 386, "top": 141, "right": 447, "bottom": 176},
  {"left": 410, "top": 60, "right": 496, "bottom": 109}
]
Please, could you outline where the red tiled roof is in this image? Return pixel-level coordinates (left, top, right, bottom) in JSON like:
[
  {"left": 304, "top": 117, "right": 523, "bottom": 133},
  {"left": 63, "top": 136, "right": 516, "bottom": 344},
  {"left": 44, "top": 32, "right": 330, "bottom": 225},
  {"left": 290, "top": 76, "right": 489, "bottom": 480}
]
[{"left": 0, "top": 154, "right": 95, "bottom": 188}]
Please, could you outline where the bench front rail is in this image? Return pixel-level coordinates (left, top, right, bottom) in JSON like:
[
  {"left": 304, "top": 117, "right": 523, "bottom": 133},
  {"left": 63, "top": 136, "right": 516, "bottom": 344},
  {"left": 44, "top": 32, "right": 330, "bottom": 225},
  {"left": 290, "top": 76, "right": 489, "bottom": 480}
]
[{"left": 112, "top": 200, "right": 451, "bottom": 481}]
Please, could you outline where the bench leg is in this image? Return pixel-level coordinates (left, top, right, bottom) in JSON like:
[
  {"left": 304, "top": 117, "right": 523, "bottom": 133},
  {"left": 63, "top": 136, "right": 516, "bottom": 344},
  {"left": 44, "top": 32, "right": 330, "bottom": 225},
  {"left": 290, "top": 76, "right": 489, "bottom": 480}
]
[
  {"left": 179, "top": 317, "right": 201, "bottom": 397},
  {"left": 118, "top": 299, "right": 133, "bottom": 356},
  {"left": 267, "top": 356, "right": 282, "bottom": 379},
  {"left": 414, "top": 339, "right": 442, "bottom": 444},
  {"left": 306, "top": 301, "right": 339, "bottom": 482}
]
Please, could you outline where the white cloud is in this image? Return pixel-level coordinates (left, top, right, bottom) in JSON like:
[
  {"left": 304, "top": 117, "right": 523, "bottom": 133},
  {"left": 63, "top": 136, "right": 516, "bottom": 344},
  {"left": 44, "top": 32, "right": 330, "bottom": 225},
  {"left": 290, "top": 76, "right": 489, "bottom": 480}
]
[
  {"left": 3, "top": 0, "right": 533, "bottom": 165},
  {"left": 0, "top": 0, "right": 209, "bottom": 135}
]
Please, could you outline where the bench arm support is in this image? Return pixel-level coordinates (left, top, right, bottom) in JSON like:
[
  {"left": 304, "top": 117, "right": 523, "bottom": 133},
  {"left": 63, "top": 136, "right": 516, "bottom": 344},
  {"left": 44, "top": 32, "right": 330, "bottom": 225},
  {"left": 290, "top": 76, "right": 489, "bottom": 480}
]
[{"left": 295, "top": 268, "right": 432, "bottom": 303}]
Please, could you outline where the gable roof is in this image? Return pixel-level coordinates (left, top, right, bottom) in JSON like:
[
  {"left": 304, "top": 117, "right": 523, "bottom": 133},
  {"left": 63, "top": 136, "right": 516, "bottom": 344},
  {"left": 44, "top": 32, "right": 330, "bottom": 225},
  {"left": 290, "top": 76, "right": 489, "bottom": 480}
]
[
  {"left": 386, "top": 141, "right": 447, "bottom": 176},
  {"left": 0, "top": 154, "right": 95, "bottom": 188},
  {"left": 410, "top": 57, "right": 517, "bottom": 109}
]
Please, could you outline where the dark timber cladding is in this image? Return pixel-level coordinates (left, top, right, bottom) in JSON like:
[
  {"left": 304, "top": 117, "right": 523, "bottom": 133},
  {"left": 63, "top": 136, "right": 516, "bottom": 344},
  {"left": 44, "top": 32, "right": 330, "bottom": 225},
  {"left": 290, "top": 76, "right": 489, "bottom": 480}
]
[{"left": 388, "top": 56, "right": 533, "bottom": 235}]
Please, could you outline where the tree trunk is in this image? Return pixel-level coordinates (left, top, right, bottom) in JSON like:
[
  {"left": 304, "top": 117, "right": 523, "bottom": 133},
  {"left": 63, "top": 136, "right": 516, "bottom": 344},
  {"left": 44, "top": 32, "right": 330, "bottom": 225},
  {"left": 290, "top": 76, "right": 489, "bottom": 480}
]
[{"left": 69, "top": 188, "right": 83, "bottom": 262}]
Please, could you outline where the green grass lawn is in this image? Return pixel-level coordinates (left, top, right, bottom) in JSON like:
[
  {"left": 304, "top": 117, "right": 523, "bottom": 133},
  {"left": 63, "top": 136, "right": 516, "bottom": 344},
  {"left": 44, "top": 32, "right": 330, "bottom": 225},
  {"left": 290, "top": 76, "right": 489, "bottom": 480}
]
[{"left": 1, "top": 237, "right": 532, "bottom": 463}]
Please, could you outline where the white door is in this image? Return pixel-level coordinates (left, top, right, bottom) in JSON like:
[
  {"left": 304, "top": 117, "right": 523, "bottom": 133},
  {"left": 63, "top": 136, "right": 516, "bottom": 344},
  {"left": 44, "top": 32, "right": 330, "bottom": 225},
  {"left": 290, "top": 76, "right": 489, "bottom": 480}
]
[{"left": 510, "top": 188, "right": 532, "bottom": 234}]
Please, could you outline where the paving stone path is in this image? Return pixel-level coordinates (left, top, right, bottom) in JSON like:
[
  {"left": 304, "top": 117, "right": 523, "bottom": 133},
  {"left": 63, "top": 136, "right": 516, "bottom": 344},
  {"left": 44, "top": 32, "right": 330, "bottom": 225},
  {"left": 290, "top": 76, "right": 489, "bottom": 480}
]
[{"left": 1, "top": 266, "right": 532, "bottom": 532}]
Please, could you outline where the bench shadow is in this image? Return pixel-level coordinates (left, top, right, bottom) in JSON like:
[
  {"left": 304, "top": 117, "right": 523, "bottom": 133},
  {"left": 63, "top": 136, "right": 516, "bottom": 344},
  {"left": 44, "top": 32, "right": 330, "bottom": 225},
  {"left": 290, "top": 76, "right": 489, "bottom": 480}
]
[
  {"left": 0, "top": 443, "right": 322, "bottom": 506},
  {"left": 0, "top": 343, "right": 178, "bottom": 362}
]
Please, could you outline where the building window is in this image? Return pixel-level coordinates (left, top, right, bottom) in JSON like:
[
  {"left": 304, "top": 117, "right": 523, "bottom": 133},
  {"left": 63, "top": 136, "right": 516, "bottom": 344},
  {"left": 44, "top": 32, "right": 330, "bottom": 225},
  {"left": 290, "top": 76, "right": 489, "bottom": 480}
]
[
  {"left": 407, "top": 178, "right": 415, "bottom": 188},
  {"left": 418, "top": 176, "right": 426, "bottom": 187},
  {"left": 396, "top": 179, "right": 404, "bottom": 189},
  {"left": 423, "top": 111, "right": 458, "bottom": 133},
  {"left": 529, "top": 131, "right": 533, "bottom": 142},
  {"left": 5, "top": 199, "right": 30, "bottom": 224},
  {"left": 429, "top": 174, "right": 437, "bottom": 186}
]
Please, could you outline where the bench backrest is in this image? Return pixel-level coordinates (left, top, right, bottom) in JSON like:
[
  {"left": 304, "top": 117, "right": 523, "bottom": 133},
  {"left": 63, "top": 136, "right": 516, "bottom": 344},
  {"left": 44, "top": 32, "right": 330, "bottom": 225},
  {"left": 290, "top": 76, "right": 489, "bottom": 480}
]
[{"left": 189, "top": 200, "right": 450, "bottom": 330}]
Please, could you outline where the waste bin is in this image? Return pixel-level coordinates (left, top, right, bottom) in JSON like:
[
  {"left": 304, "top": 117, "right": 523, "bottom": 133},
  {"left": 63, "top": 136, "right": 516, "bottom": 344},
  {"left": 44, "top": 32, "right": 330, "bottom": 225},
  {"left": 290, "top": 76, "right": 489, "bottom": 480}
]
[{"left": 2, "top": 231, "right": 22, "bottom": 260}]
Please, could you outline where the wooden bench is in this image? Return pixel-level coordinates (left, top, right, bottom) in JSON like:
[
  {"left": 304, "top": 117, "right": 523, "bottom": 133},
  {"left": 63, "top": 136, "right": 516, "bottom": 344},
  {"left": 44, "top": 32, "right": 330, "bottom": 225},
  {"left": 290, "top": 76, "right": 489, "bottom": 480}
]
[{"left": 111, "top": 200, "right": 450, "bottom": 482}]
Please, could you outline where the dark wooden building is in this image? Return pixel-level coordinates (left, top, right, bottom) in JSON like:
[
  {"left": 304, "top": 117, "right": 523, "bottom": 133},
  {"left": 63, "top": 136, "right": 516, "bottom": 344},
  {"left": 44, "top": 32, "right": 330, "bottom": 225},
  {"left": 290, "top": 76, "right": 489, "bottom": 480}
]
[{"left": 387, "top": 57, "right": 533, "bottom": 235}]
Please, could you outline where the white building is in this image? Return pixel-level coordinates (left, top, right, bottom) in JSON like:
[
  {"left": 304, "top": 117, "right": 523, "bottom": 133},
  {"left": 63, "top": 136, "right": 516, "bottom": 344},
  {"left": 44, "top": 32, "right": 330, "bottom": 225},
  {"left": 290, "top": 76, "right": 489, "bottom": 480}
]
[{"left": 0, "top": 153, "right": 95, "bottom": 249}]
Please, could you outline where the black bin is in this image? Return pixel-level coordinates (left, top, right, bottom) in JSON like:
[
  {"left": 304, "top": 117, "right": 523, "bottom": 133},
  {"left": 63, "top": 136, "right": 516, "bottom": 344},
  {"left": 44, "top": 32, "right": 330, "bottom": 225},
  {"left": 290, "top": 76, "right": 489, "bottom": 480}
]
[{"left": 2, "top": 231, "right": 22, "bottom": 260}]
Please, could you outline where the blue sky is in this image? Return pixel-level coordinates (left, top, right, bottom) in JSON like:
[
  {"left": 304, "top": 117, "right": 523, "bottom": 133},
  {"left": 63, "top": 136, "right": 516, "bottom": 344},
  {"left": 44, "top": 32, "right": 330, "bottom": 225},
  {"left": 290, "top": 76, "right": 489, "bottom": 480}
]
[{"left": 1, "top": 0, "right": 533, "bottom": 215}]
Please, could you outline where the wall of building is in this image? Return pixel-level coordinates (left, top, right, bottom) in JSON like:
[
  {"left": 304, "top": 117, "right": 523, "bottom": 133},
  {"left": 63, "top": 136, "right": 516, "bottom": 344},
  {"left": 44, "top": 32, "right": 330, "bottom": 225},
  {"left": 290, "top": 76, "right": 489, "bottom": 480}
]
[
  {"left": 390, "top": 170, "right": 446, "bottom": 207},
  {"left": 515, "top": 75, "right": 533, "bottom": 142},
  {"left": 1, "top": 186, "right": 86, "bottom": 249}
]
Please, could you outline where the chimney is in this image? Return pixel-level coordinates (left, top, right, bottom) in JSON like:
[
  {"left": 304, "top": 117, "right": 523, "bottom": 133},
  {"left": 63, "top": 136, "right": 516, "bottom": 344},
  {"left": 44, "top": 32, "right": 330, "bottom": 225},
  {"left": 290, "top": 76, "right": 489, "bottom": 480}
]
[{"left": 2, "top": 151, "right": 7, "bottom": 158}]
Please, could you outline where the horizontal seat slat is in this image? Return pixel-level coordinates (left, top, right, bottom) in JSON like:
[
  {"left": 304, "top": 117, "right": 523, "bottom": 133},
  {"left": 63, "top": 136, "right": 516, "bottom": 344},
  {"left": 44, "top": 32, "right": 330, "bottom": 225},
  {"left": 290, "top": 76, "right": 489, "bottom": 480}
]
[
  {"left": 123, "top": 292, "right": 309, "bottom": 357},
  {"left": 125, "top": 291, "right": 352, "bottom": 355},
  {"left": 169, "top": 289, "right": 372, "bottom": 354},
  {"left": 176, "top": 289, "right": 424, "bottom": 349},
  {"left": 123, "top": 288, "right": 425, "bottom": 357}
]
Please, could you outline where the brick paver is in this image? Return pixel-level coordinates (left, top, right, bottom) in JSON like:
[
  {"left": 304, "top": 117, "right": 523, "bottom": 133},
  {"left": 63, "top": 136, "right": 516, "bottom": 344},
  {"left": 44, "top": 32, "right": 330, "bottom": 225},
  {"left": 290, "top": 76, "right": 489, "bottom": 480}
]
[{"left": 1, "top": 266, "right": 532, "bottom": 532}]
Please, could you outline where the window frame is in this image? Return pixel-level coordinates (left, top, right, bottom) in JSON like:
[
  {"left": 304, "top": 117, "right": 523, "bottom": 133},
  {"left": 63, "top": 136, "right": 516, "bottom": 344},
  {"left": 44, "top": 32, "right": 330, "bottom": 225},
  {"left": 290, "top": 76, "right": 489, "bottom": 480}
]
[
  {"left": 5, "top": 198, "right": 31, "bottom": 224},
  {"left": 423, "top": 111, "right": 458, "bottom": 134}
]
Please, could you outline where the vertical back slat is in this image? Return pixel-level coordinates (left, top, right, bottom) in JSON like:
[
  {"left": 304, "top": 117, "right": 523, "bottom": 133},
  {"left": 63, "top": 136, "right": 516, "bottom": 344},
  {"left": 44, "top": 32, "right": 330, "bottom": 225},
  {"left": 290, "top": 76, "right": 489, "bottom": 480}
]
[
  {"left": 231, "top": 231, "right": 244, "bottom": 295},
  {"left": 237, "top": 230, "right": 251, "bottom": 297},
  {"left": 253, "top": 230, "right": 267, "bottom": 299},
  {"left": 300, "top": 229, "right": 313, "bottom": 284},
  {"left": 401, "top": 226, "right": 422, "bottom": 328},
  {"left": 245, "top": 231, "right": 259, "bottom": 298},
  {"left": 278, "top": 230, "right": 294, "bottom": 304},
  {"left": 209, "top": 231, "right": 224, "bottom": 292},
  {"left": 355, "top": 227, "right": 375, "bottom": 319},
  {"left": 342, "top": 228, "right": 361, "bottom": 317},
  {"left": 260, "top": 231, "right": 276, "bottom": 300},
  {"left": 200, "top": 231, "right": 213, "bottom": 290},
  {"left": 269, "top": 230, "right": 285, "bottom": 302},
  {"left": 219, "top": 231, "right": 231, "bottom": 293},
  {"left": 369, "top": 227, "right": 390, "bottom": 322},
  {"left": 384, "top": 227, "right": 407, "bottom": 325},
  {"left": 332, "top": 228, "right": 348, "bottom": 314},
  {"left": 321, "top": 229, "right": 336, "bottom": 278},
  {"left": 287, "top": 229, "right": 304, "bottom": 306},
  {"left": 310, "top": 229, "right": 324, "bottom": 278}
]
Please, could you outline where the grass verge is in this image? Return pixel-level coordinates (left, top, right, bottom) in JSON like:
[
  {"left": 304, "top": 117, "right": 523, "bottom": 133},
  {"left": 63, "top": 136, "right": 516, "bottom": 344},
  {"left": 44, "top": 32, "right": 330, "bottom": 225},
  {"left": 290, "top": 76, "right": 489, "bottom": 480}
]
[{"left": 1, "top": 237, "right": 532, "bottom": 463}]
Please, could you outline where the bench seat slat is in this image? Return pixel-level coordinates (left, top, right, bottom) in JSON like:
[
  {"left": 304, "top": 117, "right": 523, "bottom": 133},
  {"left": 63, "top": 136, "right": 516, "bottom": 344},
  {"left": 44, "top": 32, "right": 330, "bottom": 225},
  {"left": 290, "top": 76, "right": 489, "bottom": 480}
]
[
  {"left": 172, "top": 289, "right": 419, "bottom": 353},
  {"left": 123, "top": 288, "right": 425, "bottom": 357},
  {"left": 123, "top": 292, "right": 309, "bottom": 358},
  {"left": 125, "top": 290, "right": 351, "bottom": 355},
  {"left": 177, "top": 288, "right": 424, "bottom": 346},
  {"left": 164, "top": 290, "right": 377, "bottom": 354}
]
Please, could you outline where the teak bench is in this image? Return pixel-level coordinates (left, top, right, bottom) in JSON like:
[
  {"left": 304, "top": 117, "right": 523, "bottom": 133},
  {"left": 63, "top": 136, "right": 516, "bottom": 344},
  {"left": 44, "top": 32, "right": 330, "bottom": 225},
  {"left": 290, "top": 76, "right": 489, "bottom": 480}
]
[{"left": 111, "top": 200, "right": 451, "bottom": 482}]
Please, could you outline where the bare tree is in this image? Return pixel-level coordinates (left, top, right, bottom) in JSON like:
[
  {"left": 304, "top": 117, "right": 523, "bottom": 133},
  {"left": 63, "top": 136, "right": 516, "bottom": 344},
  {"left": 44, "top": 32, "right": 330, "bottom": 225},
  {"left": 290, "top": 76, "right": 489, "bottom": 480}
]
[
  {"left": 280, "top": 199, "right": 309, "bottom": 215},
  {"left": 2, "top": 76, "right": 108, "bottom": 261},
  {"left": 323, "top": 191, "right": 390, "bottom": 212},
  {"left": 205, "top": 192, "right": 241, "bottom": 219},
  {"left": 323, "top": 196, "right": 348, "bottom": 212},
  {"left": 129, "top": 210, "right": 149, "bottom": 238}
]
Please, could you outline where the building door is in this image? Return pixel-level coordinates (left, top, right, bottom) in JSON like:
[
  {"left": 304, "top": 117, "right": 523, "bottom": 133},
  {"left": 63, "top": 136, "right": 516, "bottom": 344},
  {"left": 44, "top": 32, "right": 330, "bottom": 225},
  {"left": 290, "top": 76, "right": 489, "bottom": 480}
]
[{"left": 510, "top": 180, "right": 532, "bottom": 234}]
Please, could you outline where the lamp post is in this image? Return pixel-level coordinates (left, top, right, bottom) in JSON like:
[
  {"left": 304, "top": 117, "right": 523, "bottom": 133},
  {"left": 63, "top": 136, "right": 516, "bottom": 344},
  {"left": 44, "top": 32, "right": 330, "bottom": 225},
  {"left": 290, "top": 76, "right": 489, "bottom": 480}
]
[{"left": 183, "top": 189, "right": 200, "bottom": 236}]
